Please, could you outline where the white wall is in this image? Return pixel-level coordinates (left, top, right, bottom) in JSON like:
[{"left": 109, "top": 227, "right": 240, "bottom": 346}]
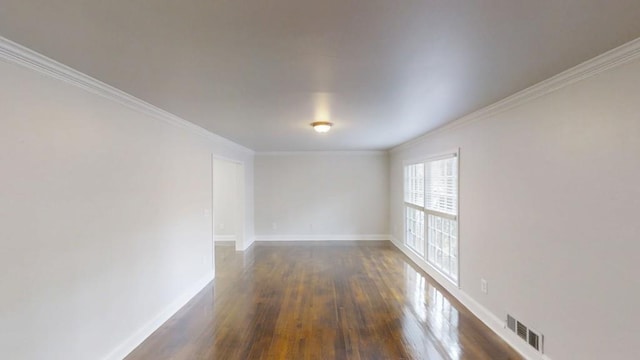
[
  {"left": 255, "top": 152, "right": 389, "bottom": 240},
  {"left": 389, "top": 52, "right": 640, "bottom": 359},
  {"left": 213, "top": 158, "right": 240, "bottom": 242},
  {"left": 0, "top": 45, "right": 253, "bottom": 359}
]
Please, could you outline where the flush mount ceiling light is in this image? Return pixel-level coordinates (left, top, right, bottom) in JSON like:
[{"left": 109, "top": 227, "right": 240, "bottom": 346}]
[{"left": 311, "top": 121, "right": 333, "bottom": 133}]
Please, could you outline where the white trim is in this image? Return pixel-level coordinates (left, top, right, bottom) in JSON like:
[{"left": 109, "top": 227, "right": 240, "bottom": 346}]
[
  {"left": 402, "top": 149, "right": 459, "bottom": 166},
  {"left": 214, "top": 235, "right": 237, "bottom": 242},
  {"left": 424, "top": 209, "right": 457, "bottom": 221},
  {"left": 391, "top": 36, "right": 640, "bottom": 154},
  {"left": 256, "top": 150, "right": 388, "bottom": 156},
  {"left": 254, "top": 234, "right": 390, "bottom": 241},
  {"left": 404, "top": 202, "right": 424, "bottom": 212},
  {"left": 210, "top": 155, "right": 215, "bottom": 277},
  {"left": 212, "top": 154, "right": 246, "bottom": 165},
  {"left": 102, "top": 272, "right": 214, "bottom": 360},
  {"left": 0, "top": 36, "right": 254, "bottom": 155},
  {"left": 389, "top": 236, "right": 551, "bottom": 360},
  {"left": 236, "top": 236, "right": 255, "bottom": 251}
]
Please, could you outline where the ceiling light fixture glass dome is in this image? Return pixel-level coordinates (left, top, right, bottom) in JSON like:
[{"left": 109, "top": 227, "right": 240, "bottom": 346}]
[{"left": 311, "top": 121, "right": 333, "bottom": 133}]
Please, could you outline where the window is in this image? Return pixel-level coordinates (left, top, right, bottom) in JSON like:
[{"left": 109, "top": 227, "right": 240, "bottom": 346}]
[
  {"left": 404, "top": 163, "right": 424, "bottom": 207},
  {"left": 404, "top": 153, "right": 459, "bottom": 284},
  {"left": 405, "top": 206, "right": 425, "bottom": 255},
  {"left": 404, "top": 163, "right": 425, "bottom": 255}
]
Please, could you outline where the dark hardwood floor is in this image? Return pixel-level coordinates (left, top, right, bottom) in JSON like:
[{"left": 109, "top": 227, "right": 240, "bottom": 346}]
[{"left": 125, "top": 242, "right": 522, "bottom": 360}]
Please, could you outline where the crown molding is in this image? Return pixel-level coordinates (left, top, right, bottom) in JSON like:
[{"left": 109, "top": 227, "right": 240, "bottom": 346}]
[
  {"left": 0, "top": 36, "right": 254, "bottom": 155},
  {"left": 391, "top": 36, "right": 640, "bottom": 154},
  {"left": 256, "top": 150, "right": 388, "bottom": 156}
]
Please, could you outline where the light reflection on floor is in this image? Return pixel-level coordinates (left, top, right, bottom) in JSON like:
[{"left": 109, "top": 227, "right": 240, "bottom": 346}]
[{"left": 403, "top": 262, "right": 462, "bottom": 360}]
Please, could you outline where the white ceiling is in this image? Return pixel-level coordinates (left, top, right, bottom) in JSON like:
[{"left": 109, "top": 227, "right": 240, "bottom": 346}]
[{"left": 2, "top": 1, "right": 640, "bottom": 151}]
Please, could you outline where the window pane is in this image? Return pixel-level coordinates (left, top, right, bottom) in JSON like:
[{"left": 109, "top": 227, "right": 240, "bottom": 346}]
[
  {"left": 426, "top": 214, "right": 458, "bottom": 282},
  {"left": 404, "top": 163, "right": 425, "bottom": 207},
  {"left": 425, "top": 157, "right": 457, "bottom": 215},
  {"left": 405, "top": 207, "right": 425, "bottom": 256}
]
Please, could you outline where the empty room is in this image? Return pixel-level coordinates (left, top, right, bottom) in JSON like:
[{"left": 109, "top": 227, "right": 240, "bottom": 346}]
[{"left": 1, "top": 1, "right": 640, "bottom": 359}]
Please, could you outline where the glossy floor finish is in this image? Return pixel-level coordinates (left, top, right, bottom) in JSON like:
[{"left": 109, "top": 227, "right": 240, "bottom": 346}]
[{"left": 125, "top": 242, "right": 522, "bottom": 360}]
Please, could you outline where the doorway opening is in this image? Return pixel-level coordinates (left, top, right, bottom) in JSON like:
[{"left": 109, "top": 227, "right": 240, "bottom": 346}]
[{"left": 212, "top": 157, "right": 245, "bottom": 273}]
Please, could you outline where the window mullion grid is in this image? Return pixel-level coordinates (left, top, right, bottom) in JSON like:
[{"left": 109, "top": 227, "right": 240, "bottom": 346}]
[
  {"left": 405, "top": 202, "right": 424, "bottom": 211},
  {"left": 424, "top": 155, "right": 459, "bottom": 284},
  {"left": 424, "top": 209, "right": 457, "bottom": 221},
  {"left": 405, "top": 157, "right": 458, "bottom": 283}
]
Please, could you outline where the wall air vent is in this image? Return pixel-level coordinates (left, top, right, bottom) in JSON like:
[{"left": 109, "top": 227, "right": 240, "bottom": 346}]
[
  {"left": 506, "top": 314, "right": 544, "bottom": 353},
  {"left": 507, "top": 315, "right": 516, "bottom": 332},
  {"left": 528, "top": 330, "right": 541, "bottom": 351},
  {"left": 516, "top": 321, "right": 528, "bottom": 340}
]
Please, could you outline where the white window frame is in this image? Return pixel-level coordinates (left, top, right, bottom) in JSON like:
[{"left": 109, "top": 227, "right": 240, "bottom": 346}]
[{"left": 403, "top": 149, "right": 460, "bottom": 286}]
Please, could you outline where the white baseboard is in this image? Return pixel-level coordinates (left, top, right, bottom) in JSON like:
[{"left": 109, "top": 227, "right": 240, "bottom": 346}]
[
  {"left": 389, "top": 236, "right": 551, "bottom": 360},
  {"left": 214, "top": 234, "right": 236, "bottom": 243},
  {"left": 233, "top": 236, "right": 255, "bottom": 251},
  {"left": 254, "top": 234, "right": 390, "bottom": 241},
  {"left": 101, "top": 271, "right": 214, "bottom": 360}
]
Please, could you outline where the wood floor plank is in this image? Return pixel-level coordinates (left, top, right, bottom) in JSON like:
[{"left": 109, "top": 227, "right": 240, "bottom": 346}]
[{"left": 125, "top": 242, "right": 522, "bottom": 360}]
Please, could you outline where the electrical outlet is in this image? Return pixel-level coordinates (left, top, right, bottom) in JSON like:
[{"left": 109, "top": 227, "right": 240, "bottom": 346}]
[
  {"left": 219, "top": 223, "right": 225, "bottom": 230},
  {"left": 481, "top": 278, "right": 488, "bottom": 294},
  {"left": 272, "top": 222, "right": 277, "bottom": 230}
]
